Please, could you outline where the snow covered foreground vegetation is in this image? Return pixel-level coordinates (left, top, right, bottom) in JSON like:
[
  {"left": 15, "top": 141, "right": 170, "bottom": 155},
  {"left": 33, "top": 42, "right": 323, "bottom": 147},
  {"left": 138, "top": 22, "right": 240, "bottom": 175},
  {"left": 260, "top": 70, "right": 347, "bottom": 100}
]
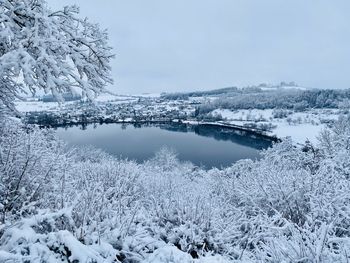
[{"left": 1, "top": 116, "right": 350, "bottom": 262}]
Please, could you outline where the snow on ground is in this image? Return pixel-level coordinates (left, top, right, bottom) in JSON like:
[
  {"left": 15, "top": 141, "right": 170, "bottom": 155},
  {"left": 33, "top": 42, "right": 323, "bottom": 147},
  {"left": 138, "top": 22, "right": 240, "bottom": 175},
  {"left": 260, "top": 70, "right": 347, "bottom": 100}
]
[
  {"left": 15, "top": 94, "right": 137, "bottom": 112},
  {"left": 213, "top": 109, "right": 274, "bottom": 121},
  {"left": 95, "top": 93, "right": 140, "bottom": 102},
  {"left": 272, "top": 122, "right": 324, "bottom": 144},
  {"left": 212, "top": 108, "right": 339, "bottom": 144},
  {"left": 226, "top": 119, "right": 324, "bottom": 144},
  {"left": 15, "top": 100, "right": 62, "bottom": 112},
  {"left": 143, "top": 246, "right": 233, "bottom": 263},
  {"left": 136, "top": 93, "right": 161, "bottom": 98},
  {"left": 96, "top": 94, "right": 138, "bottom": 105}
]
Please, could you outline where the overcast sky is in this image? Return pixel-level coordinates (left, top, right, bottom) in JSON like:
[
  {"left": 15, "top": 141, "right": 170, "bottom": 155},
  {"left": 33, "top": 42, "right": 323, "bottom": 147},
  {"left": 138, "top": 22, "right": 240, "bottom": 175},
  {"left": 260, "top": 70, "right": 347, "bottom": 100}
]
[{"left": 48, "top": 0, "right": 350, "bottom": 94}]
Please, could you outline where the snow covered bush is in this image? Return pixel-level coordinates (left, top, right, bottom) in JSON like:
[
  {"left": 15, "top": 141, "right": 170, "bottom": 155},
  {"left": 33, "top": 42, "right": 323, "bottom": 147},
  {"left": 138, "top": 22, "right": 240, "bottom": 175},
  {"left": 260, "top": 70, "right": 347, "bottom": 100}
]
[
  {"left": 1, "top": 116, "right": 350, "bottom": 262},
  {"left": 272, "top": 108, "right": 291, "bottom": 119},
  {"left": 211, "top": 122, "right": 350, "bottom": 261},
  {"left": 0, "top": 119, "right": 68, "bottom": 224},
  {"left": 70, "top": 157, "right": 142, "bottom": 244},
  {"left": 140, "top": 150, "right": 217, "bottom": 258},
  {"left": 0, "top": 210, "right": 117, "bottom": 263}
]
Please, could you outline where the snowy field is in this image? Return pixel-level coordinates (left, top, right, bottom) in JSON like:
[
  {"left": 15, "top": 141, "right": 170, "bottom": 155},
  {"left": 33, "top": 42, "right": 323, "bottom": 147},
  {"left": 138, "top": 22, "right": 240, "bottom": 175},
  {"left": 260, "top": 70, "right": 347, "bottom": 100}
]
[
  {"left": 211, "top": 108, "right": 340, "bottom": 144},
  {"left": 15, "top": 100, "right": 65, "bottom": 112},
  {"left": 15, "top": 94, "right": 137, "bottom": 112}
]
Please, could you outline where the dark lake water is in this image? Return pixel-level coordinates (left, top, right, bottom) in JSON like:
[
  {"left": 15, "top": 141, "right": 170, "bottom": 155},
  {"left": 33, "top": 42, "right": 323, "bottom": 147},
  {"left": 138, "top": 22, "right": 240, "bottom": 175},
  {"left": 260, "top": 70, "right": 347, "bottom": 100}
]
[{"left": 55, "top": 123, "right": 273, "bottom": 169}]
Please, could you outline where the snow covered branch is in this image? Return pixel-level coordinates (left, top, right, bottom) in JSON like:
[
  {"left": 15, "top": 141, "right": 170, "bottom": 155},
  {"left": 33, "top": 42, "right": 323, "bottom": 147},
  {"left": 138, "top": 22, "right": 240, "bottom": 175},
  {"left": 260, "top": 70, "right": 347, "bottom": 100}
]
[{"left": 0, "top": 0, "right": 114, "bottom": 112}]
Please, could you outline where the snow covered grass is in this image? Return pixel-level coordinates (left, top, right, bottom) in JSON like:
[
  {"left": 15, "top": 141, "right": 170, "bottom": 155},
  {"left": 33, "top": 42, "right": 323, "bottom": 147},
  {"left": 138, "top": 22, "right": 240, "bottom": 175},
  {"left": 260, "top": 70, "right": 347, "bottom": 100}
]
[{"left": 1, "top": 116, "right": 350, "bottom": 262}]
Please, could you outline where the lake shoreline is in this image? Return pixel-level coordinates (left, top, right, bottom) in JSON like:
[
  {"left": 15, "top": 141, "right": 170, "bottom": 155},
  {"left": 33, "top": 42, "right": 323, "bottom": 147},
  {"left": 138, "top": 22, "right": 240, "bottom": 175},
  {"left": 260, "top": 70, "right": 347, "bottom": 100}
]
[
  {"left": 55, "top": 121, "right": 273, "bottom": 168},
  {"left": 38, "top": 119, "right": 280, "bottom": 143}
]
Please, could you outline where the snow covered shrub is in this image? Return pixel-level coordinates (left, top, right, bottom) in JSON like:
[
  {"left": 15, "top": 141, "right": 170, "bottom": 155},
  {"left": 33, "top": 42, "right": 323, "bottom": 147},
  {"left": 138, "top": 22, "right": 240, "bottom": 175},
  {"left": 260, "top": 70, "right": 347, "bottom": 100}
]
[
  {"left": 0, "top": 210, "right": 117, "bottom": 263},
  {"left": 0, "top": 119, "right": 68, "bottom": 224},
  {"left": 212, "top": 118, "right": 350, "bottom": 261},
  {"left": 240, "top": 139, "right": 315, "bottom": 225},
  {"left": 293, "top": 100, "right": 309, "bottom": 112},
  {"left": 145, "top": 146, "right": 181, "bottom": 172},
  {"left": 257, "top": 122, "right": 276, "bottom": 132},
  {"left": 138, "top": 149, "right": 224, "bottom": 258},
  {"left": 69, "top": 157, "right": 142, "bottom": 242},
  {"left": 256, "top": 223, "right": 350, "bottom": 262},
  {"left": 2, "top": 115, "right": 350, "bottom": 262},
  {"left": 142, "top": 245, "right": 233, "bottom": 263}
]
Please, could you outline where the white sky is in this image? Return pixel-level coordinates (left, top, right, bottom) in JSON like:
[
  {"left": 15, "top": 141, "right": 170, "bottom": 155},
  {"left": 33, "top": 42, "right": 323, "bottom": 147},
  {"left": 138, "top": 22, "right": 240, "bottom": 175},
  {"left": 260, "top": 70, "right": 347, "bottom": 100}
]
[{"left": 48, "top": 0, "right": 350, "bottom": 94}]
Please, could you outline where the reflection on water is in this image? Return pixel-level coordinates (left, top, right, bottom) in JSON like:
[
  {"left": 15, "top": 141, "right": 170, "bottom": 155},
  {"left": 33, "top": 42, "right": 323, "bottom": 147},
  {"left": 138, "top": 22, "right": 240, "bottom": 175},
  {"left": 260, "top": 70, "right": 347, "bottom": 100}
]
[
  {"left": 56, "top": 122, "right": 274, "bottom": 169},
  {"left": 157, "top": 123, "right": 272, "bottom": 150}
]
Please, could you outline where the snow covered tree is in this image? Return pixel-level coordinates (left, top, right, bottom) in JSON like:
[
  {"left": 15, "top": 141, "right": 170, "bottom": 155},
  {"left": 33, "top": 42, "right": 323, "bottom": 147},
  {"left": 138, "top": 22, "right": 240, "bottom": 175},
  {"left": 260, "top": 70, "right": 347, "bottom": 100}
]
[{"left": 0, "top": 0, "right": 114, "bottom": 112}]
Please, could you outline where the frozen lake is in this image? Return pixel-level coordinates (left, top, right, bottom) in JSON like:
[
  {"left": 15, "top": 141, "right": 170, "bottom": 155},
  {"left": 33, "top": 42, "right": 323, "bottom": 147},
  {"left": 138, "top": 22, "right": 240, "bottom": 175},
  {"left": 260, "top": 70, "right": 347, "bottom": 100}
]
[{"left": 56, "top": 123, "right": 273, "bottom": 169}]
